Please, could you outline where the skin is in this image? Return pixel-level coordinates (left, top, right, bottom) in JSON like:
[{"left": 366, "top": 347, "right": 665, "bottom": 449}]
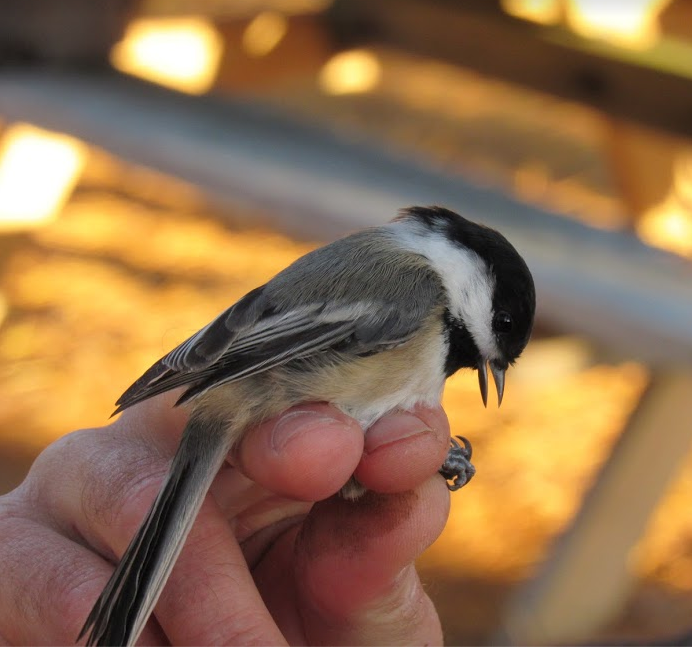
[{"left": 0, "top": 390, "right": 452, "bottom": 645}]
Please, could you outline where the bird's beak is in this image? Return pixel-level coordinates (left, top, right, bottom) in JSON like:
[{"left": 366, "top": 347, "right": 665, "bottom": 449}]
[
  {"left": 490, "top": 361, "right": 506, "bottom": 407},
  {"left": 477, "top": 360, "right": 506, "bottom": 407},
  {"left": 477, "top": 359, "right": 489, "bottom": 407}
]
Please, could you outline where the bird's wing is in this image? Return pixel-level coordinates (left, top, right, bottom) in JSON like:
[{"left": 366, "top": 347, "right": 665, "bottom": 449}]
[{"left": 114, "top": 261, "right": 443, "bottom": 414}]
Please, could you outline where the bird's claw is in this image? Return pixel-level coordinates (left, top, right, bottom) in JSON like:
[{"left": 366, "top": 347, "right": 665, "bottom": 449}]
[{"left": 439, "top": 435, "right": 476, "bottom": 491}]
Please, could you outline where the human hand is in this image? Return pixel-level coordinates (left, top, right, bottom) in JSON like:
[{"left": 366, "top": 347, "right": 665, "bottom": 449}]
[{"left": 0, "top": 391, "right": 452, "bottom": 645}]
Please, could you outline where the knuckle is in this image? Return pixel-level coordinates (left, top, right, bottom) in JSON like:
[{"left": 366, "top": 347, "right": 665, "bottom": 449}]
[
  {"left": 23, "top": 429, "right": 97, "bottom": 509},
  {"left": 79, "top": 438, "right": 165, "bottom": 538},
  {"left": 26, "top": 429, "right": 91, "bottom": 482},
  {"left": 23, "top": 424, "right": 168, "bottom": 550}
]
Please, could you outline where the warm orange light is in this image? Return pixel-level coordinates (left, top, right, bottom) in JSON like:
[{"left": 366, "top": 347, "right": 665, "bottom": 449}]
[
  {"left": 501, "top": 0, "right": 562, "bottom": 26},
  {"left": 565, "top": 0, "right": 672, "bottom": 49},
  {"left": 110, "top": 16, "right": 224, "bottom": 94},
  {"left": 319, "top": 49, "right": 382, "bottom": 95},
  {"left": 0, "top": 123, "right": 86, "bottom": 230},
  {"left": 637, "top": 198, "right": 692, "bottom": 257},
  {"left": 242, "top": 11, "right": 288, "bottom": 57},
  {"left": 637, "top": 152, "right": 692, "bottom": 258}
]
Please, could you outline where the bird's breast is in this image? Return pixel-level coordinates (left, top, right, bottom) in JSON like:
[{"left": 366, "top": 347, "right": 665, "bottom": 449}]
[{"left": 279, "top": 315, "right": 448, "bottom": 430}]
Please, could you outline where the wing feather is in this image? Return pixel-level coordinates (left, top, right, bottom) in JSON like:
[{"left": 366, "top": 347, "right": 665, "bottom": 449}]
[
  {"left": 114, "top": 313, "right": 355, "bottom": 413},
  {"left": 114, "top": 235, "right": 445, "bottom": 415}
]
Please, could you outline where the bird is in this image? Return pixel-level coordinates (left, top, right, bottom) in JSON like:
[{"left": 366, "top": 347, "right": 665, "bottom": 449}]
[{"left": 78, "top": 205, "right": 536, "bottom": 646}]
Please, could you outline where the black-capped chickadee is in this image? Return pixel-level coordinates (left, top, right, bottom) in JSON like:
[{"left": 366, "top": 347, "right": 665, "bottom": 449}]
[{"left": 79, "top": 206, "right": 535, "bottom": 646}]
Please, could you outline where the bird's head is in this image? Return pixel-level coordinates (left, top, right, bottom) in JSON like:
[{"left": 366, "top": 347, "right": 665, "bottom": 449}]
[{"left": 396, "top": 206, "right": 536, "bottom": 406}]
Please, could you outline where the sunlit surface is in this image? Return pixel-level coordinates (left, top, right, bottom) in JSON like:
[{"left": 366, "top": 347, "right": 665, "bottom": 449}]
[
  {"left": 242, "top": 11, "right": 289, "bottom": 57},
  {"left": 638, "top": 198, "right": 692, "bottom": 258},
  {"left": 0, "top": 123, "right": 86, "bottom": 231},
  {"left": 501, "top": 0, "right": 672, "bottom": 48},
  {"left": 318, "top": 49, "right": 382, "bottom": 95},
  {"left": 110, "top": 16, "right": 224, "bottom": 94},
  {"left": 637, "top": 151, "right": 692, "bottom": 258},
  {"left": 501, "top": 0, "right": 562, "bottom": 25},
  {"left": 565, "top": 0, "right": 672, "bottom": 49}
]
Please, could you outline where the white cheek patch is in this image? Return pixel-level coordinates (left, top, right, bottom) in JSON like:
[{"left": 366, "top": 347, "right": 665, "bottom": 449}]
[{"left": 392, "top": 223, "right": 500, "bottom": 361}]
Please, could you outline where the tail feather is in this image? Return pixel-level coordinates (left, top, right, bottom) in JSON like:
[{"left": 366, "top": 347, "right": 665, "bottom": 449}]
[{"left": 78, "top": 418, "right": 233, "bottom": 646}]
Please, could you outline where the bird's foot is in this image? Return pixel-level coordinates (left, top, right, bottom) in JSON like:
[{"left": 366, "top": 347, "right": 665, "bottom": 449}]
[{"left": 439, "top": 435, "right": 476, "bottom": 491}]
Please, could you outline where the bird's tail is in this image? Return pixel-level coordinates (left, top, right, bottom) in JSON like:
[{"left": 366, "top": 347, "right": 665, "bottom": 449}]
[{"left": 78, "top": 416, "right": 234, "bottom": 646}]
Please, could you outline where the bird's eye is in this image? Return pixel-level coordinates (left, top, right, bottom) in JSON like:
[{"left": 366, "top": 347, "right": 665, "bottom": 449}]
[{"left": 493, "top": 311, "right": 513, "bottom": 333}]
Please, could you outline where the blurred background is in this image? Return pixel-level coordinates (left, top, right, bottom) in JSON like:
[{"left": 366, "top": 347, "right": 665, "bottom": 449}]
[{"left": 0, "top": 0, "right": 692, "bottom": 644}]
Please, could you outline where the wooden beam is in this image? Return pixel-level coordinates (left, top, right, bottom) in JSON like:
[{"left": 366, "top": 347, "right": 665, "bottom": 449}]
[{"left": 499, "top": 370, "right": 692, "bottom": 644}]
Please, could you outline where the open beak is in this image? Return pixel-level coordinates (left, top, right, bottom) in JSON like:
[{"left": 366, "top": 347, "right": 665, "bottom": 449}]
[{"left": 477, "top": 360, "right": 506, "bottom": 407}]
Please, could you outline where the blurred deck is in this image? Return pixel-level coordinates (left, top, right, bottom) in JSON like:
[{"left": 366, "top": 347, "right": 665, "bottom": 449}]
[{"left": 1, "top": 12, "right": 692, "bottom": 642}]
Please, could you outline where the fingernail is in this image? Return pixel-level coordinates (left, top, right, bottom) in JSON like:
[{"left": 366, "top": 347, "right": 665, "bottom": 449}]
[
  {"left": 271, "top": 408, "right": 346, "bottom": 451},
  {"left": 364, "top": 412, "right": 432, "bottom": 454}
]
